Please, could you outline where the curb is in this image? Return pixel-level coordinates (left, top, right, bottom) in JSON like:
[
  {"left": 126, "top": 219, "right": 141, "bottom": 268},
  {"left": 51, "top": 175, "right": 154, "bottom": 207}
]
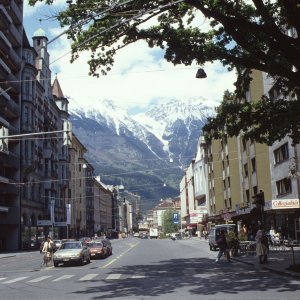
[
  {"left": 0, "top": 255, "right": 16, "bottom": 259},
  {"left": 232, "top": 257, "right": 300, "bottom": 279}
]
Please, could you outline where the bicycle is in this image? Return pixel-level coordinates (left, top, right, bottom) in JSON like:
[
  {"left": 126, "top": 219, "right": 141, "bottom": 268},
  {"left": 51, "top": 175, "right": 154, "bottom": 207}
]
[{"left": 42, "top": 251, "right": 53, "bottom": 267}]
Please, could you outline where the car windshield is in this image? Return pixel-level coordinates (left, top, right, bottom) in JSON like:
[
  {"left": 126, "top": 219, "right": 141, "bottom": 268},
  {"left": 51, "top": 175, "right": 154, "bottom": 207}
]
[
  {"left": 61, "top": 242, "right": 82, "bottom": 249},
  {"left": 88, "top": 242, "right": 103, "bottom": 248}
]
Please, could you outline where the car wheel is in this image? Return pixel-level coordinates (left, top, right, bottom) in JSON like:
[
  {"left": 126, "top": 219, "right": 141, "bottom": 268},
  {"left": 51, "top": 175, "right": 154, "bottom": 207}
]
[
  {"left": 209, "top": 244, "right": 212, "bottom": 251},
  {"left": 54, "top": 262, "right": 58, "bottom": 267}
]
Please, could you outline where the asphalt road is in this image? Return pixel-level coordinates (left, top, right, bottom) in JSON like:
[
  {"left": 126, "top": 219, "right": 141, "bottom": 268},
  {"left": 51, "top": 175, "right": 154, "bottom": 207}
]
[{"left": 0, "top": 238, "right": 300, "bottom": 300}]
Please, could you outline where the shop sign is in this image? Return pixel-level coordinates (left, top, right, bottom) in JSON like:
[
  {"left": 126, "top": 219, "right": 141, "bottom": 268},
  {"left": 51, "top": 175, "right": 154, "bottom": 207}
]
[
  {"left": 272, "top": 199, "right": 300, "bottom": 209},
  {"left": 233, "top": 207, "right": 251, "bottom": 216},
  {"left": 189, "top": 210, "right": 205, "bottom": 223}
]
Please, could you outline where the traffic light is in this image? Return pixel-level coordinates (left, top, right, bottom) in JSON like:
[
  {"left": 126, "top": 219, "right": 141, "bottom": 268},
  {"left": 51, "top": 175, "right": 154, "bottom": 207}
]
[
  {"left": 63, "top": 120, "right": 72, "bottom": 146},
  {"left": 252, "top": 190, "right": 265, "bottom": 206}
]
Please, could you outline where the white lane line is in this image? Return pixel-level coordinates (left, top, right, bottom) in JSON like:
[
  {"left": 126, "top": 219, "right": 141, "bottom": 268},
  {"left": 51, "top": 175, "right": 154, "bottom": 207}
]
[
  {"left": 52, "top": 275, "right": 74, "bottom": 282},
  {"left": 131, "top": 274, "right": 145, "bottom": 279},
  {"left": 106, "top": 274, "right": 122, "bottom": 280},
  {"left": 0, "top": 278, "right": 7, "bottom": 281},
  {"left": 27, "top": 276, "right": 52, "bottom": 283},
  {"left": 78, "top": 274, "right": 98, "bottom": 281},
  {"left": 3, "top": 277, "right": 28, "bottom": 284}
]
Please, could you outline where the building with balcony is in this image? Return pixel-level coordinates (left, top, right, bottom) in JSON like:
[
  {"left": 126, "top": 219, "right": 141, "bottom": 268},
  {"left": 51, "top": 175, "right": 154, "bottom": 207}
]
[{"left": 0, "top": 0, "right": 23, "bottom": 251}]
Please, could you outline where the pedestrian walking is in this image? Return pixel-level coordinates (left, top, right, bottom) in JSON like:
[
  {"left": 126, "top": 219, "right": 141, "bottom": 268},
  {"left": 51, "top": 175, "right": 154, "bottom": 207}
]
[
  {"left": 215, "top": 230, "right": 230, "bottom": 262},
  {"left": 255, "top": 226, "right": 268, "bottom": 264}
]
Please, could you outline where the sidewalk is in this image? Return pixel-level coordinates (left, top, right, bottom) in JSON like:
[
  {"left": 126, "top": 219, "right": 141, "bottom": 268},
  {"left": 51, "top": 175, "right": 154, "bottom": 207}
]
[
  {"left": 232, "top": 248, "right": 300, "bottom": 278},
  {"left": 0, "top": 250, "right": 38, "bottom": 259},
  {"left": 195, "top": 237, "right": 300, "bottom": 278}
]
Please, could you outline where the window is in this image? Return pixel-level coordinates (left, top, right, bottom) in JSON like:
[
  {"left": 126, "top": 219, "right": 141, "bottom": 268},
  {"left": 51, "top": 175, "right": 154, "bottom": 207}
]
[
  {"left": 24, "top": 106, "right": 29, "bottom": 125},
  {"left": 242, "top": 139, "right": 246, "bottom": 151},
  {"left": 251, "top": 158, "right": 256, "bottom": 173},
  {"left": 276, "top": 178, "right": 292, "bottom": 195},
  {"left": 274, "top": 143, "right": 289, "bottom": 164},
  {"left": 253, "top": 186, "right": 258, "bottom": 196},
  {"left": 244, "top": 163, "right": 248, "bottom": 177},
  {"left": 245, "top": 190, "right": 250, "bottom": 204},
  {"left": 25, "top": 76, "right": 30, "bottom": 99}
]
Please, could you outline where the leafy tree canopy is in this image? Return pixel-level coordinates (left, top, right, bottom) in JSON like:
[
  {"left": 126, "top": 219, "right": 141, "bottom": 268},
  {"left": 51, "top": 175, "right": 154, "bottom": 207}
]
[
  {"left": 161, "top": 209, "right": 179, "bottom": 234},
  {"left": 29, "top": 0, "right": 300, "bottom": 144}
]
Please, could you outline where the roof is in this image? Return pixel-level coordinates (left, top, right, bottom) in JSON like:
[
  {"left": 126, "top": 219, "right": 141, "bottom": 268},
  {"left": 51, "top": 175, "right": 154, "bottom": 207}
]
[
  {"left": 33, "top": 28, "right": 47, "bottom": 38},
  {"left": 52, "top": 77, "right": 64, "bottom": 98}
]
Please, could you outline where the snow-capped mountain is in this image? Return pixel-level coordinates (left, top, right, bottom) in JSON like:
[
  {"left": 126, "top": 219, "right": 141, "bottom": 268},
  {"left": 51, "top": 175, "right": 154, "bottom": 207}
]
[{"left": 69, "top": 98, "right": 214, "bottom": 210}]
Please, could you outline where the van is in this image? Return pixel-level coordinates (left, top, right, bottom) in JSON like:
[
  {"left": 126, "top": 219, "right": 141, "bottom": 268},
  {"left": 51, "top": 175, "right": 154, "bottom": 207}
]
[{"left": 208, "top": 224, "right": 236, "bottom": 251}]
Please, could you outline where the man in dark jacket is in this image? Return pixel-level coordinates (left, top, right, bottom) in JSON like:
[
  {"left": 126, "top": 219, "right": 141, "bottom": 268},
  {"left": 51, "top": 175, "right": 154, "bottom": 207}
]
[{"left": 216, "top": 230, "right": 230, "bottom": 262}]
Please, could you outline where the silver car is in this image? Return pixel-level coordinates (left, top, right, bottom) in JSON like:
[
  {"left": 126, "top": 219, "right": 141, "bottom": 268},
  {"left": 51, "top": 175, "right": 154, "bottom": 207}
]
[{"left": 53, "top": 241, "right": 90, "bottom": 267}]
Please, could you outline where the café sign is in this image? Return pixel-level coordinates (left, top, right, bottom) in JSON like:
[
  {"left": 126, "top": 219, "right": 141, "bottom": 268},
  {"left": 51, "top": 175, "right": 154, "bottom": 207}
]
[{"left": 272, "top": 199, "right": 299, "bottom": 209}]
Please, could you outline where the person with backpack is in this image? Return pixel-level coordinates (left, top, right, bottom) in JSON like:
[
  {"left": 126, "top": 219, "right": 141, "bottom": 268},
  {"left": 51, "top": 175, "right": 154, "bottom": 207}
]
[{"left": 255, "top": 226, "right": 268, "bottom": 264}]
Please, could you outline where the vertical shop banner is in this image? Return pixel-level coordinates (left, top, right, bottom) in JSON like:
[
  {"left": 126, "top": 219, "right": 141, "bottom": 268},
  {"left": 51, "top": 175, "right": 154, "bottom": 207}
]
[{"left": 66, "top": 204, "right": 71, "bottom": 225}]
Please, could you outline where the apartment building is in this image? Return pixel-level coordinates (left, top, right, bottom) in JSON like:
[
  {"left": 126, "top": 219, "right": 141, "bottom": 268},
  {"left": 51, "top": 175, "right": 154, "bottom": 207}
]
[
  {"left": 19, "top": 28, "right": 70, "bottom": 248},
  {"left": 184, "top": 68, "right": 300, "bottom": 240},
  {"left": 68, "top": 134, "right": 87, "bottom": 238},
  {"left": 0, "top": 0, "right": 23, "bottom": 251}
]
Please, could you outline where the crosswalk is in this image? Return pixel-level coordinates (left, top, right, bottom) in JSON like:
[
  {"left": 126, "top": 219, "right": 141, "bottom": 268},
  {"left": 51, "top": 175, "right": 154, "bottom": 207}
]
[{"left": 0, "top": 272, "right": 146, "bottom": 285}]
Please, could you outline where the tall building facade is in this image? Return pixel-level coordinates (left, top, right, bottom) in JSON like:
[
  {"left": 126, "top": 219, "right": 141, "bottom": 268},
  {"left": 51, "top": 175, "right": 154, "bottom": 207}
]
[{"left": 0, "top": 0, "right": 23, "bottom": 251}]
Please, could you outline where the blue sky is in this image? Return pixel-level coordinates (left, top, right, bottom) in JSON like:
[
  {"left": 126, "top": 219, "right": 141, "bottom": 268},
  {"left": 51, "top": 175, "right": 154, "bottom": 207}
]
[{"left": 23, "top": 1, "right": 236, "bottom": 115}]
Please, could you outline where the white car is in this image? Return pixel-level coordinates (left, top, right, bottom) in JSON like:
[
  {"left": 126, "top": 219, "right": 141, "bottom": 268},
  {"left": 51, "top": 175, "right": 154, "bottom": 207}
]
[{"left": 133, "top": 233, "right": 140, "bottom": 237}]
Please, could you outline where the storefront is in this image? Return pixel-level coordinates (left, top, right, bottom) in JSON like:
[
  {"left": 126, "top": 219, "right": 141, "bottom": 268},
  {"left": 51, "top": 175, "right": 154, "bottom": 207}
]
[{"left": 264, "top": 199, "right": 300, "bottom": 240}]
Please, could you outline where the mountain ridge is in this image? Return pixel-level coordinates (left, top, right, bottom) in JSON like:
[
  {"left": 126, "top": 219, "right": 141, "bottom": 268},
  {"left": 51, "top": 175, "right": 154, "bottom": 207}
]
[{"left": 69, "top": 97, "right": 214, "bottom": 211}]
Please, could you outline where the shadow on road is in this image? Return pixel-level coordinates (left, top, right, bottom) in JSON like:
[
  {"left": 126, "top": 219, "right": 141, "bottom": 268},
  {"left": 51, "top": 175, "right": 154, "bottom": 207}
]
[{"left": 72, "top": 257, "right": 300, "bottom": 299}]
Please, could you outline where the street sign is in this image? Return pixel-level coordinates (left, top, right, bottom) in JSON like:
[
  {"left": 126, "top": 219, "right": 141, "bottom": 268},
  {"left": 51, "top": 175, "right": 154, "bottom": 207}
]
[
  {"left": 173, "top": 212, "right": 180, "bottom": 224},
  {"left": 37, "top": 220, "right": 52, "bottom": 226}
]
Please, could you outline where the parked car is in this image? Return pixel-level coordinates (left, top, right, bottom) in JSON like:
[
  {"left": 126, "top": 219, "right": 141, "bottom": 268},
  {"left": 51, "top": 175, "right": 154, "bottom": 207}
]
[
  {"left": 133, "top": 233, "right": 140, "bottom": 237},
  {"left": 53, "top": 241, "right": 90, "bottom": 267},
  {"left": 87, "top": 241, "right": 108, "bottom": 259},
  {"left": 208, "top": 224, "right": 236, "bottom": 251}
]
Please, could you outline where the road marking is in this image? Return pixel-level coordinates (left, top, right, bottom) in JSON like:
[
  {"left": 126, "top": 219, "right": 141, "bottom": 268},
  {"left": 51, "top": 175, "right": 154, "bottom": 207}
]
[
  {"left": 78, "top": 274, "right": 98, "bottom": 281},
  {"left": 106, "top": 274, "right": 122, "bottom": 280},
  {"left": 27, "top": 276, "right": 52, "bottom": 283},
  {"left": 0, "top": 278, "right": 7, "bottom": 281},
  {"left": 52, "top": 275, "right": 74, "bottom": 282},
  {"left": 100, "top": 258, "right": 117, "bottom": 269},
  {"left": 100, "top": 242, "right": 139, "bottom": 269},
  {"left": 3, "top": 277, "right": 28, "bottom": 284},
  {"left": 131, "top": 274, "right": 145, "bottom": 279}
]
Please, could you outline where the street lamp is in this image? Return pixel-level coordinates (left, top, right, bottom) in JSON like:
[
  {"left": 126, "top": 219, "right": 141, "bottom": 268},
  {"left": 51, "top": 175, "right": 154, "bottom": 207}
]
[{"left": 196, "top": 68, "right": 207, "bottom": 78}]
